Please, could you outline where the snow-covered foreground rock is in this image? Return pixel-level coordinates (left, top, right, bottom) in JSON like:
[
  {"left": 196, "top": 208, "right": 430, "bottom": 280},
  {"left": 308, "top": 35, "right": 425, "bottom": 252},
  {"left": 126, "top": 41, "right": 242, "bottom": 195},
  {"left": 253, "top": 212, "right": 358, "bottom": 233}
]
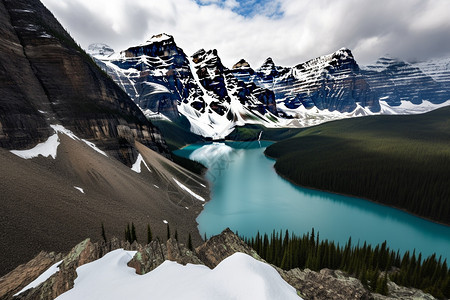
[
  {"left": 55, "top": 250, "right": 300, "bottom": 300},
  {"left": 2, "top": 229, "right": 435, "bottom": 300}
]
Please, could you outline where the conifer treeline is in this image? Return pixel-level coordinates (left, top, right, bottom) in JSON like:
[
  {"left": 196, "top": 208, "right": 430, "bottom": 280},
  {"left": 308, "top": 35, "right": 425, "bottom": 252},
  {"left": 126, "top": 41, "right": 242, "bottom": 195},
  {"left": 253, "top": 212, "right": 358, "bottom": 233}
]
[
  {"left": 264, "top": 107, "right": 450, "bottom": 225},
  {"left": 121, "top": 223, "right": 194, "bottom": 250},
  {"left": 244, "top": 229, "right": 450, "bottom": 299}
]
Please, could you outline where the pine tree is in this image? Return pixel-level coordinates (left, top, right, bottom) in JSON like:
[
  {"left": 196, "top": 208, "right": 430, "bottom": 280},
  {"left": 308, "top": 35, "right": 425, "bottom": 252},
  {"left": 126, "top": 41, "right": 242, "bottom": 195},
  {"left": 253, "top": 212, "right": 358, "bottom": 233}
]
[
  {"left": 175, "top": 229, "right": 178, "bottom": 241},
  {"left": 166, "top": 223, "right": 170, "bottom": 240},
  {"left": 376, "top": 273, "right": 389, "bottom": 295},
  {"left": 101, "top": 222, "right": 107, "bottom": 243},
  {"left": 131, "top": 222, "right": 137, "bottom": 242},
  {"left": 187, "top": 233, "right": 193, "bottom": 251},
  {"left": 125, "top": 223, "right": 132, "bottom": 243},
  {"left": 147, "top": 224, "right": 152, "bottom": 244}
]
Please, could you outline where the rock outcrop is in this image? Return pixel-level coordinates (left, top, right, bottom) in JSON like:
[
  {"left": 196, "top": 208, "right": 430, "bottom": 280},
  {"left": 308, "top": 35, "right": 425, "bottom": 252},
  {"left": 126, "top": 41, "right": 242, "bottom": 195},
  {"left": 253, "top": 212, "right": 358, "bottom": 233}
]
[
  {"left": 1, "top": 229, "right": 437, "bottom": 300},
  {"left": 279, "top": 268, "right": 371, "bottom": 300},
  {"left": 0, "top": 252, "right": 63, "bottom": 300}
]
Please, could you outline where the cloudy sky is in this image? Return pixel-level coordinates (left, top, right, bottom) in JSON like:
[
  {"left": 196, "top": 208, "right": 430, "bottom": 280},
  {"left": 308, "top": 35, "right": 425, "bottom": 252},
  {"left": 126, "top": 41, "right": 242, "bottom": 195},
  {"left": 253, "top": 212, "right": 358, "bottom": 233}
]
[{"left": 40, "top": 0, "right": 450, "bottom": 68}]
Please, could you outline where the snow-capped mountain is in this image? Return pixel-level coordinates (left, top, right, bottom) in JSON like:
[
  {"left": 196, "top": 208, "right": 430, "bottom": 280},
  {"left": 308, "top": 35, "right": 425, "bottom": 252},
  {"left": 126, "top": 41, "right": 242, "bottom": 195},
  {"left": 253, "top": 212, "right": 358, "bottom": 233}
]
[
  {"left": 89, "top": 35, "right": 283, "bottom": 139},
  {"left": 90, "top": 37, "right": 450, "bottom": 138},
  {"left": 232, "top": 48, "right": 380, "bottom": 115},
  {"left": 361, "top": 57, "right": 450, "bottom": 106}
]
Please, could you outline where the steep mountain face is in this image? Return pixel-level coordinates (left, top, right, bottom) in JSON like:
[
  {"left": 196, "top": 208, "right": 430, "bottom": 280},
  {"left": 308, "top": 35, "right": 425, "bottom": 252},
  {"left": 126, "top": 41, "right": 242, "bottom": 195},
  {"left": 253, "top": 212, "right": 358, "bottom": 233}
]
[
  {"left": 0, "top": 0, "right": 169, "bottom": 165},
  {"left": 232, "top": 49, "right": 380, "bottom": 115},
  {"left": 92, "top": 35, "right": 280, "bottom": 139},
  {"left": 362, "top": 57, "right": 450, "bottom": 106},
  {"left": 415, "top": 57, "right": 450, "bottom": 89}
]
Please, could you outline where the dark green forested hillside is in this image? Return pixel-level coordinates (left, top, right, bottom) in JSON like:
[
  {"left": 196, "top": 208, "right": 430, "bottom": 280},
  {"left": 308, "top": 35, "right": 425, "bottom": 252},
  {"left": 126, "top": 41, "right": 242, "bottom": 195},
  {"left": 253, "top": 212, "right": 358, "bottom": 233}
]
[{"left": 265, "top": 106, "right": 450, "bottom": 224}]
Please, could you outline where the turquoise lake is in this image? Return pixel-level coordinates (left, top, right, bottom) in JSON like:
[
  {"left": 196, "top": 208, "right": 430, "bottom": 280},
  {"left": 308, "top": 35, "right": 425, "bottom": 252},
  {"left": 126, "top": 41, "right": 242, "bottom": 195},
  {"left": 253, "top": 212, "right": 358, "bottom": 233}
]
[{"left": 175, "top": 141, "right": 450, "bottom": 261}]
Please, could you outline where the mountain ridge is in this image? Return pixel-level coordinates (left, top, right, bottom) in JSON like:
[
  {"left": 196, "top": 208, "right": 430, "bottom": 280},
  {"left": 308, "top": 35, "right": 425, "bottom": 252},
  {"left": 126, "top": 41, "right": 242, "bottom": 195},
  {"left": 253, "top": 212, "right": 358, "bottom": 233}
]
[{"left": 90, "top": 36, "right": 450, "bottom": 139}]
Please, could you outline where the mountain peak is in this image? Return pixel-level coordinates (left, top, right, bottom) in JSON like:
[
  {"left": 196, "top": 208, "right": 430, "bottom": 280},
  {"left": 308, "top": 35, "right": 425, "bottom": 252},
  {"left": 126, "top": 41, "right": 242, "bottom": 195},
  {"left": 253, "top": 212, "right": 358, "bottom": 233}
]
[
  {"left": 87, "top": 43, "right": 115, "bottom": 58},
  {"left": 146, "top": 33, "right": 173, "bottom": 44},
  {"left": 332, "top": 48, "right": 354, "bottom": 60},
  {"left": 261, "top": 57, "right": 275, "bottom": 67},
  {"left": 232, "top": 59, "right": 251, "bottom": 69}
]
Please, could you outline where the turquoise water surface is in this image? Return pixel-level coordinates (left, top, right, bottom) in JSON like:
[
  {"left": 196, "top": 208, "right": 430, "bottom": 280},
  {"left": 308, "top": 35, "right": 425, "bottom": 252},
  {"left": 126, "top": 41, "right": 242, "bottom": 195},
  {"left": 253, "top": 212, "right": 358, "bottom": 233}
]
[{"left": 175, "top": 141, "right": 450, "bottom": 260}]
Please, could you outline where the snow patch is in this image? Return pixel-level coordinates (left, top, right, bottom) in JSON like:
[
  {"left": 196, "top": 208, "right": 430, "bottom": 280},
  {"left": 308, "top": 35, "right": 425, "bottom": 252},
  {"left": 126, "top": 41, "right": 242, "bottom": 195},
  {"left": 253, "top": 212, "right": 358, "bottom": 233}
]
[
  {"left": 153, "top": 185, "right": 159, "bottom": 189},
  {"left": 10, "top": 125, "right": 108, "bottom": 160},
  {"left": 55, "top": 250, "right": 300, "bottom": 300},
  {"left": 81, "top": 139, "right": 108, "bottom": 157},
  {"left": 173, "top": 178, "right": 205, "bottom": 202},
  {"left": 74, "top": 186, "right": 85, "bottom": 194},
  {"left": 131, "top": 154, "right": 152, "bottom": 173},
  {"left": 10, "top": 133, "right": 59, "bottom": 159},
  {"left": 15, "top": 260, "right": 63, "bottom": 296},
  {"left": 163, "top": 220, "right": 168, "bottom": 224}
]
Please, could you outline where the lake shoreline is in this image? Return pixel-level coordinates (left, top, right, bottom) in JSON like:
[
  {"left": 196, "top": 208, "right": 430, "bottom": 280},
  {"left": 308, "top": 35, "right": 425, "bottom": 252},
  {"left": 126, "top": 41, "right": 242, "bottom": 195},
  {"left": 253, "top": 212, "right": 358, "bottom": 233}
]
[{"left": 266, "top": 152, "right": 450, "bottom": 228}]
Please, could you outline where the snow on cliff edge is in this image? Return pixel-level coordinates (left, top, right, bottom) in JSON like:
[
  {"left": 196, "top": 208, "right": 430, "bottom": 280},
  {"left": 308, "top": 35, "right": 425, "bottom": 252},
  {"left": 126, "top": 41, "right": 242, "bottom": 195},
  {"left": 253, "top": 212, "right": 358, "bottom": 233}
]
[{"left": 55, "top": 250, "right": 301, "bottom": 300}]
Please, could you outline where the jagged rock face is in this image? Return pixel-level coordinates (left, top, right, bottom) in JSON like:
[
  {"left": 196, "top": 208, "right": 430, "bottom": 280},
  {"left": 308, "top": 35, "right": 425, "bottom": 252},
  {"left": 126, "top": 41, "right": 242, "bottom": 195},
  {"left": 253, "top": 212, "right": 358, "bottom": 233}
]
[
  {"left": 102, "top": 34, "right": 199, "bottom": 119},
  {"left": 256, "top": 57, "right": 288, "bottom": 80},
  {"left": 362, "top": 57, "right": 450, "bottom": 106},
  {"left": 93, "top": 38, "right": 279, "bottom": 138},
  {"left": 195, "top": 228, "right": 260, "bottom": 268},
  {"left": 127, "top": 238, "right": 203, "bottom": 275},
  {"left": 288, "top": 48, "right": 379, "bottom": 112},
  {"left": 192, "top": 48, "right": 278, "bottom": 116},
  {"left": 0, "top": 0, "right": 169, "bottom": 165},
  {"left": 192, "top": 49, "right": 230, "bottom": 115},
  {"left": 237, "top": 49, "right": 380, "bottom": 113}
]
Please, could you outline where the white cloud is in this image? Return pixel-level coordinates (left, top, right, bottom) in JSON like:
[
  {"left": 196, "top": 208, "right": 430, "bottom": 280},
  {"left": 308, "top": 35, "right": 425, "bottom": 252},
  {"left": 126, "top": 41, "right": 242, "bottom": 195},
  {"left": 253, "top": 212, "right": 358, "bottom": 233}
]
[{"left": 41, "top": 0, "right": 450, "bottom": 68}]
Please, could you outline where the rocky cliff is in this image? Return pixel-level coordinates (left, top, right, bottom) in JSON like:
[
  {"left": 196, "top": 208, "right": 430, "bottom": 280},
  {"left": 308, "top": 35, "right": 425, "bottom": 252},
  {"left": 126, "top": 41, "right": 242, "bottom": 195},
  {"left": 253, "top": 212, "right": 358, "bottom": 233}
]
[
  {"left": 0, "top": 0, "right": 169, "bottom": 166},
  {"left": 0, "top": 229, "right": 436, "bottom": 300}
]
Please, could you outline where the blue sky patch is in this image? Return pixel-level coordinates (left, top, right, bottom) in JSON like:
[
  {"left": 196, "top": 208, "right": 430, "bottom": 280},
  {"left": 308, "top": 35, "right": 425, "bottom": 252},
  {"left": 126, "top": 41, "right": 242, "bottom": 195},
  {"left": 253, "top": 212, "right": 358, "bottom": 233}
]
[{"left": 195, "top": 0, "right": 284, "bottom": 18}]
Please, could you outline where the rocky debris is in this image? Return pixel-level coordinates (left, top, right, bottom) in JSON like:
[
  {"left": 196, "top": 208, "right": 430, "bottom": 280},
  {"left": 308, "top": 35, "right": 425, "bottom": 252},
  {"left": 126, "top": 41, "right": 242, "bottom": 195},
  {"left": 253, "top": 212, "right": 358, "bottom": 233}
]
[
  {"left": 0, "top": 252, "right": 63, "bottom": 300},
  {"left": 279, "top": 268, "right": 371, "bottom": 300},
  {"left": 372, "top": 281, "right": 436, "bottom": 300},
  {"left": 1, "top": 229, "right": 437, "bottom": 300}
]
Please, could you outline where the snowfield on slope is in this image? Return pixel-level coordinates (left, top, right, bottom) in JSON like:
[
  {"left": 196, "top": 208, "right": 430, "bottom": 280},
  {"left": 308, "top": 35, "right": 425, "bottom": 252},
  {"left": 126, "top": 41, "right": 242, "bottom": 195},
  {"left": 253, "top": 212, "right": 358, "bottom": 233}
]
[
  {"left": 55, "top": 250, "right": 301, "bottom": 300},
  {"left": 10, "top": 125, "right": 107, "bottom": 159}
]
